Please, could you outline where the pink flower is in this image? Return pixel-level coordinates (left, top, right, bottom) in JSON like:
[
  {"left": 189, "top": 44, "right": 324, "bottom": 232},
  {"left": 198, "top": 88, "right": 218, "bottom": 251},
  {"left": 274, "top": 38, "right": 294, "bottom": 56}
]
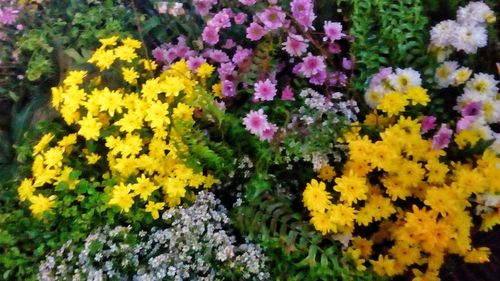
[
  {"left": 202, "top": 26, "right": 220, "bottom": 45},
  {"left": 187, "top": 56, "right": 206, "bottom": 72},
  {"left": 282, "top": 34, "right": 308, "bottom": 57},
  {"left": 290, "top": 0, "right": 315, "bottom": 30},
  {"left": 232, "top": 46, "right": 252, "bottom": 65},
  {"left": 432, "top": 124, "right": 453, "bottom": 149},
  {"left": 152, "top": 47, "right": 168, "bottom": 64},
  {"left": 420, "top": 116, "right": 436, "bottom": 134},
  {"left": 261, "top": 123, "right": 278, "bottom": 141},
  {"left": 369, "top": 67, "right": 393, "bottom": 88},
  {"left": 246, "top": 22, "right": 266, "bottom": 41},
  {"left": 234, "top": 12, "right": 247, "bottom": 24},
  {"left": 281, "top": 86, "right": 295, "bottom": 101},
  {"left": 342, "top": 58, "right": 353, "bottom": 70},
  {"left": 323, "top": 21, "right": 345, "bottom": 42},
  {"left": 243, "top": 109, "right": 269, "bottom": 135},
  {"left": 328, "top": 42, "right": 341, "bottom": 53},
  {"left": 0, "top": 8, "right": 19, "bottom": 25},
  {"left": 206, "top": 49, "right": 229, "bottom": 63},
  {"left": 299, "top": 53, "right": 326, "bottom": 78},
  {"left": 310, "top": 69, "right": 327, "bottom": 85},
  {"left": 208, "top": 11, "right": 231, "bottom": 29},
  {"left": 239, "top": 0, "right": 257, "bottom": 6},
  {"left": 462, "top": 101, "right": 482, "bottom": 117},
  {"left": 258, "top": 6, "right": 286, "bottom": 30},
  {"left": 254, "top": 79, "right": 277, "bottom": 101},
  {"left": 222, "top": 80, "right": 236, "bottom": 97},
  {"left": 456, "top": 116, "right": 476, "bottom": 132}
]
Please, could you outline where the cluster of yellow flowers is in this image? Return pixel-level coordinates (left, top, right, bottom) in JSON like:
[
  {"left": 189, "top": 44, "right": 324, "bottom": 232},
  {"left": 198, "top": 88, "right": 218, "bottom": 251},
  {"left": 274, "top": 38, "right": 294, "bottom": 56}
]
[
  {"left": 303, "top": 113, "right": 500, "bottom": 280},
  {"left": 18, "top": 37, "right": 219, "bottom": 219}
]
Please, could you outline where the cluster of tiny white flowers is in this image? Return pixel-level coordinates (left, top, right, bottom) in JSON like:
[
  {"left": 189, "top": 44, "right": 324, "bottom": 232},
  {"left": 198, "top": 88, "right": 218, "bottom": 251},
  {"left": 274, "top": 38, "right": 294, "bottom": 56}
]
[
  {"left": 430, "top": 1, "right": 495, "bottom": 54},
  {"left": 298, "top": 89, "right": 359, "bottom": 122},
  {"left": 38, "top": 192, "right": 269, "bottom": 281}
]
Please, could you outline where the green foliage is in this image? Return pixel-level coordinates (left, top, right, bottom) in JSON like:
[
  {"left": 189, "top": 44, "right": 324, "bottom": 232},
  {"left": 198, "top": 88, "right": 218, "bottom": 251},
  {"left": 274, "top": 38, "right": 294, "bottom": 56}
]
[
  {"left": 342, "top": 0, "right": 430, "bottom": 94},
  {"left": 233, "top": 191, "right": 385, "bottom": 281}
]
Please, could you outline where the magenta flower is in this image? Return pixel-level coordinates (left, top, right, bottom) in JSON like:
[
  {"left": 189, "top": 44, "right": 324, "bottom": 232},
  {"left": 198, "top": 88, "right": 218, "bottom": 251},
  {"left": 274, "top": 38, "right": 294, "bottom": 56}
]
[
  {"left": 328, "top": 42, "right": 341, "bottom": 54},
  {"left": 246, "top": 22, "right": 266, "bottom": 41},
  {"left": 432, "top": 124, "right": 453, "bottom": 149},
  {"left": 323, "top": 21, "right": 345, "bottom": 42},
  {"left": 222, "top": 80, "right": 236, "bottom": 97},
  {"left": 310, "top": 69, "right": 327, "bottom": 85},
  {"left": 208, "top": 11, "right": 231, "bottom": 29},
  {"left": 258, "top": 6, "right": 286, "bottom": 30},
  {"left": 243, "top": 109, "right": 269, "bottom": 135},
  {"left": 342, "top": 58, "right": 353, "bottom": 70},
  {"left": 234, "top": 12, "right": 247, "bottom": 24},
  {"left": 223, "top": 39, "right": 236, "bottom": 49},
  {"left": 202, "top": 26, "right": 220, "bottom": 45},
  {"left": 239, "top": 0, "right": 257, "bottom": 6},
  {"left": 290, "top": 0, "right": 316, "bottom": 30},
  {"left": 254, "top": 79, "right": 277, "bottom": 101},
  {"left": 281, "top": 86, "right": 295, "bottom": 101},
  {"left": 0, "top": 8, "right": 19, "bottom": 25},
  {"left": 193, "top": 0, "right": 215, "bottom": 16},
  {"left": 456, "top": 116, "right": 476, "bottom": 132},
  {"left": 206, "top": 49, "right": 229, "bottom": 63},
  {"left": 282, "top": 34, "right": 308, "bottom": 57},
  {"left": 187, "top": 56, "right": 206, "bottom": 72},
  {"left": 218, "top": 62, "right": 236, "bottom": 80},
  {"left": 420, "top": 116, "right": 437, "bottom": 134},
  {"left": 462, "top": 101, "right": 482, "bottom": 117},
  {"left": 232, "top": 46, "right": 252, "bottom": 65},
  {"left": 299, "top": 53, "right": 326, "bottom": 78},
  {"left": 261, "top": 123, "right": 278, "bottom": 141}
]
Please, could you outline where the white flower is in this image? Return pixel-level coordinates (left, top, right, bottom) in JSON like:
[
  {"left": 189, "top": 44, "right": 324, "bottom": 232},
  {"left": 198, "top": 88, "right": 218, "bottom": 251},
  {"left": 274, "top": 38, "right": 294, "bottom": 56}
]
[
  {"left": 430, "top": 20, "right": 459, "bottom": 47},
  {"left": 457, "top": 1, "right": 495, "bottom": 25},
  {"left": 364, "top": 86, "right": 385, "bottom": 109},
  {"left": 451, "top": 24, "right": 488, "bottom": 54},
  {"left": 388, "top": 68, "right": 422, "bottom": 92},
  {"left": 465, "top": 73, "right": 498, "bottom": 96},
  {"left": 435, "top": 61, "right": 459, "bottom": 88}
]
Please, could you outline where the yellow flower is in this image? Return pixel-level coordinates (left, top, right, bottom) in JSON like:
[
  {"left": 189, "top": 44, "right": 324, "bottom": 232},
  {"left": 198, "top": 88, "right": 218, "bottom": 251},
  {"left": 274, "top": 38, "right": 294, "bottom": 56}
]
[
  {"left": 33, "top": 133, "right": 54, "bottom": 156},
  {"left": 370, "top": 255, "right": 398, "bottom": 277},
  {"left": 145, "top": 201, "right": 165, "bottom": 219},
  {"left": 377, "top": 91, "right": 409, "bottom": 117},
  {"left": 328, "top": 203, "right": 356, "bottom": 229},
  {"left": 77, "top": 114, "right": 103, "bottom": 141},
  {"left": 115, "top": 45, "right": 137, "bottom": 62},
  {"left": 29, "top": 194, "right": 56, "bottom": 217},
  {"left": 86, "top": 153, "right": 101, "bottom": 164},
  {"left": 196, "top": 63, "right": 215, "bottom": 78},
  {"left": 18, "top": 178, "right": 35, "bottom": 202},
  {"left": 172, "top": 103, "right": 194, "bottom": 121},
  {"left": 43, "top": 147, "right": 64, "bottom": 168},
  {"left": 133, "top": 174, "right": 158, "bottom": 200},
  {"left": 310, "top": 210, "right": 336, "bottom": 234},
  {"left": 452, "top": 67, "right": 472, "bottom": 86},
  {"left": 334, "top": 171, "right": 368, "bottom": 205},
  {"left": 212, "top": 82, "right": 223, "bottom": 98},
  {"left": 141, "top": 59, "right": 157, "bottom": 71},
  {"left": 58, "top": 133, "right": 78, "bottom": 148},
  {"left": 109, "top": 183, "right": 134, "bottom": 213},
  {"left": 122, "top": 37, "right": 142, "bottom": 49},
  {"left": 122, "top": 67, "right": 139, "bottom": 85},
  {"left": 99, "top": 36, "right": 119, "bottom": 48},
  {"left": 318, "top": 164, "right": 336, "bottom": 182},
  {"left": 406, "top": 86, "right": 430, "bottom": 106},
  {"left": 303, "top": 179, "right": 332, "bottom": 212},
  {"left": 63, "top": 70, "right": 87, "bottom": 87},
  {"left": 88, "top": 48, "right": 116, "bottom": 71}
]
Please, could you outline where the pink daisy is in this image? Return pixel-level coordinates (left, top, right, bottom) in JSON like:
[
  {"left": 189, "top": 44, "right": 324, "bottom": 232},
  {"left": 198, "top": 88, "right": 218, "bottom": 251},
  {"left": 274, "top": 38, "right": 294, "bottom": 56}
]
[
  {"left": 243, "top": 109, "right": 269, "bottom": 135},
  {"left": 246, "top": 22, "right": 266, "bottom": 41},
  {"left": 282, "top": 34, "right": 308, "bottom": 57},
  {"left": 202, "top": 26, "right": 220, "bottom": 45},
  {"left": 432, "top": 124, "right": 453, "bottom": 149},
  {"left": 299, "top": 53, "right": 326, "bottom": 78},
  {"left": 258, "top": 6, "right": 286, "bottom": 30},
  {"left": 323, "top": 21, "right": 345, "bottom": 42},
  {"left": 281, "top": 86, "right": 295, "bottom": 101},
  {"left": 254, "top": 79, "right": 277, "bottom": 101},
  {"left": 260, "top": 123, "right": 278, "bottom": 141},
  {"left": 420, "top": 116, "right": 436, "bottom": 134}
]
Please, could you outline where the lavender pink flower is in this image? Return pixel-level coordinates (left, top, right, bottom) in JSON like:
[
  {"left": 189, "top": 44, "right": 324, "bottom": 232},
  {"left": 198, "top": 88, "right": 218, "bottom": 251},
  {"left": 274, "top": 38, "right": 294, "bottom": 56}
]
[
  {"left": 222, "top": 80, "right": 236, "bottom": 97},
  {"left": 243, "top": 109, "right": 269, "bottom": 135},
  {"left": 202, "top": 26, "right": 220, "bottom": 45},
  {"left": 369, "top": 67, "right": 393, "bottom": 88},
  {"left": 239, "top": 0, "right": 257, "bottom": 6},
  {"left": 282, "top": 34, "right": 308, "bottom": 57},
  {"left": 462, "top": 101, "right": 482, "bottom": 117},
  {"left": 234, "top": 12, "right": 247, "bottom": 24},
  {"left": 246, "top": 22, "right": 266, "bottom": 41},
  {"left": 432, "top": 124, "right": 453, "bottom": 149},
  {"left": 187, "top": 56, "right": 206, "bottom": 72},
  {"left": 258, "top": 6, "right": 286, "bottom": 30},
  {"left": 232, "top": 46, "right": 252, "bottom": 65},
  {"left": 290, "top": 0, "right": 316, "bottom": 30},
  {"left": 254, "top": 79, "right": 277, "bottom": 101},
  {"left": 281, "top": 86, "right": 295, "bottom": 101},
  {"left": 323, "top": 21, "right": 345, "bottom": 42},
  {"left": 298, "top": 53, "right": 326, "bottom": 78},
  {"left": 421, "top": 116, "right": 437, "bottom": 134}
]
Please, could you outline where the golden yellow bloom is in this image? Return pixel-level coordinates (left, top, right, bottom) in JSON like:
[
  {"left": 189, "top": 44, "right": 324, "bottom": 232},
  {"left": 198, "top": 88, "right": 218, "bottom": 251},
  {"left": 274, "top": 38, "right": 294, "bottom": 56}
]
[
  {"left": 109, "top": 183, "right": 134, "bottom": 213},
  {"left": 406, "top": 86, "right": 430, "bottom": 106},
  {"left": 318, "top": 164, "right": 336, "bottom": 182},
  {"left": 77, "top": 114, "right": 103, "bottom": 141},
  {"left": 122, "top": 67, "right": 139, "bottom": 85},
  {"left": 196, "top": 63, "right": 215, "bottom": 78},
  {"left": 303, "top": 179, "right": 332, "bottom": 212},
  {"left": 334, "top": 171, "right": 368, "bottom": 204},
  {"left": 145, "top": 201, "right": 165, "bottom": 219},
  {"left": 29, "top": 194, "right": 56, "bottom": 217},
  {"left": 18, "top": 178, "right": 35, "bottom": 202},
  {"left": 33, "top": 133, "right": 54, "bottom": 156},
  {"left": 377, "top": 91, "right": 409, "bottom": 117}
]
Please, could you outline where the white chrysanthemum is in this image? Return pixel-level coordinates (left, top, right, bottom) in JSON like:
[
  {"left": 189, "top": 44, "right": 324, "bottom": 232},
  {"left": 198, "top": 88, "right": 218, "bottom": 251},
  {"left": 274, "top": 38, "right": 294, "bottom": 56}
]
[
  {"left": 364, "top": 85, "right": 385, "bottom": 109},
  {"left": 435, "top": 61, "right": 459, "bottom": 88},
  {"left": 471, "top": 121, "right": 495, "bottom": 141},
  {"left": 451, "top": 66, "right": 473, "bottom": 86},
  {"left": 481, "top": 99, "right": 500, "bottom": 123},
  {"left": 388, "top": 68, "right": 422, "bottom": 92},
  {"left": 451, "top": 24, "right": 488, "bottom": 54},
  {"left": 464, "top": 73, "right": 498, "bottom": 96},
  {"left": 455, "top": 90, "right": 490, "bottom": 112},
  {"left": 430, "top": 20, "right": 459, "bottom": 47},
  {"left": 457, "top": 1, "right": 495, "bottom": 25}
]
